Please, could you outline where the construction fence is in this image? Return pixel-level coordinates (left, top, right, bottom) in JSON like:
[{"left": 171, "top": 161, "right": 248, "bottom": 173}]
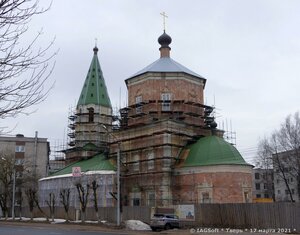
[{"left": 6, "top": 203, "right": 300, "bottom": 231}]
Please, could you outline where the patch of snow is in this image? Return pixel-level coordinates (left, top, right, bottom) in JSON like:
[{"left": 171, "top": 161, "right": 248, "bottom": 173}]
[
  {"left": 33, "top": 217, "right": 48, "bottom": 222},
  {"left": 70, "top": 220, "right": 98, "bottom": 224},
  {"left": 125, "top": 220, "right": 151, "bottom": 231},
  {"left": 51, "top": 219, "right": 66, "bottom": 224},
  {"left": 101, "top": 220, "right": 107, "bottom": 223},
  {"left": 84, "top": 220, "right": 98, "bottom": 224}
]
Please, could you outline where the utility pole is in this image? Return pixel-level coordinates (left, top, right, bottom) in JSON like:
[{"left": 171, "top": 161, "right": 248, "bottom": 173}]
[
  {"left": 117, "top": 142, "right": 121, "bottom": 226},
  {"left": 12, "top": 168, "right": 16, "bottom": 220},
  {"left": 101, "top": 124, "right": 121, "bottom": 226}
]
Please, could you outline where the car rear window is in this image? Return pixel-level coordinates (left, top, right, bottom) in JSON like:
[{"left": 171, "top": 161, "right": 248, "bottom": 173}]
[{"left": 153, "top": 214, "right": 164, "bottom": 218}]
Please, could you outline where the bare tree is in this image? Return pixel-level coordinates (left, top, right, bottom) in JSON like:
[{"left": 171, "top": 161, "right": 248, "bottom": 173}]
[
  {"left": 59, "top": 189, "right": 70, "bottom": 222},
  {"left": 91, "top": 180, "right": 99, "bottom": 222},
  {"left": 257, "top": 111, "right": 300, "bottom": 202},
  {"left": 0, "top": 150, "right": 15, "bottom": 219},
  {"left": 0, "top": 0, "right": 56, "bottom": 120},
  {"left": 45, "top": 192, "right": 55, "bottom": 222},
  {"left": 25, "top": 188, "right": 36, "bottom": 221},
  {"left": 75, "top": 182, "right": 90, "bottom": 223}
]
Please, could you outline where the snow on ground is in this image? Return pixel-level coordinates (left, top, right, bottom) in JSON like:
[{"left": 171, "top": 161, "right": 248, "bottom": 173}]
[
  {"left": 51, "top": 219, "right": 66, "bottom": 224},
  {"left": 70, "top": 220, "right": 101, "bottom": 224},
  {"left": 125, "top": 220, "right": 151, "bottom": 230},
  {"left": 33, "top": 217, "right": 48, "bottom": 222}
]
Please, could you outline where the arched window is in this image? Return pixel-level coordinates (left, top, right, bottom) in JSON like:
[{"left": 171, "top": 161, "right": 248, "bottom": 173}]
[{"left": 88, "top": 108, "right": 94, "bottom": 122}]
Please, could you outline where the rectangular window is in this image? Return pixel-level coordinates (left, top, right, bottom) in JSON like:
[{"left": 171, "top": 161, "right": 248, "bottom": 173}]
[
  {"left": 285, "top": 189, "right": 289, "bottom": 195},
  {"left": 161, "top": 93, "right": 171, "bottom": 111},
  {"left": 147, "top": 192, "right": 155, "bottom": 207},
  {"left": 133, "top": 198, "right": 140, "bottom": 206},
  {"left": 291, "top": 189, "right": 295, "bottom": 194},
  {"left": 130, "top": 192, "right": 141, "bottom": 206},
  {"left": 264, "top": 194, "right": 269, "bottom": 198},
  {"left": 254, "top": 173, "right": 260, "bottom": 179},
  {"left": 255, "top": 183, "right": 261, "bottom": 190},
  {"left": 147, "top": 152, "right": 154, "bottom": 170},
  {"left": 135, "top": 96, "right": 142, "bottom": 114},
  {"left": 278, "top": 190, "right": 281, "bottom": 194},
  {"left": 244, "top": 192, "right": 250, "bottom": 203},
  {"left": 15, "top": 145, "right": 25, "bottom": 152},
  {"left": 263, "top": 183, "right": 267, "bottom": 189},
  {"left": 202, "top": 192, "right": 211, "bottom": 203},
  {"left": 291, "top": 178, "right": 293, "bottom": 182},
  {"left": 256, "top": 194, "right": 261, "bottom": 198},
  {"left": 15, "top": 159, "right": 24, "bottom": 165},
  {"left": 133, "top": 154, "right": 139, "bottom": 171}
]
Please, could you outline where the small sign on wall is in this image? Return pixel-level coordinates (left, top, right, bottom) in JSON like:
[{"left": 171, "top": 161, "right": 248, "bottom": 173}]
[
  {"left": 72, "top": 167, "right": 81, "bottom": 177},
  {"left": 175, "top": 204, "right": 195, "bottom": 221}
]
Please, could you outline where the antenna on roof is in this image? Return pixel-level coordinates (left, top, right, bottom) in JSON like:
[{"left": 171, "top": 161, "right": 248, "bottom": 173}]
[{"left": 95, "top": 38, "right": 98, "bottom": 47}]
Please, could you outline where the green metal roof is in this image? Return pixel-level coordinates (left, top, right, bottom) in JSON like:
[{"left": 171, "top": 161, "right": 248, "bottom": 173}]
[
  {"left": 182, "top": 136, "right": 249, "bottom": 167},
  {"left": 50, "top": 153, "right": 115, "bottom": 176},
  {"left": 77, "top": 47, "right": 111, "bottom": 107}
]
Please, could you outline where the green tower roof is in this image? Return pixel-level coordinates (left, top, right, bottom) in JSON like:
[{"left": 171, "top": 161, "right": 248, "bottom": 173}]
[
  {"left": 182, "top": 136, "right": 249, "bottom": 167},
  {"left": 50, "top": 153, "right": 116, "bottom": 177},
  {"left": 77, "top": 47, "right": 111, "bottom": 107}
]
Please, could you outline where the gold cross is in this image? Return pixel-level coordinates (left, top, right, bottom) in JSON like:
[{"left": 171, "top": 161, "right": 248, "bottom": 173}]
[{"left": 160, "top": 12, "right": 168, "bottom": 31}]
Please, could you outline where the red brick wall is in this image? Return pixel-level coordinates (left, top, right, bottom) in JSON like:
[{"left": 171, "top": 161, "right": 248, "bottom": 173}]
[
  {"left": 127, "top": 76, "right": 204, "bottom": 105},
  {"left": 174, "top": 171, "right": 252, "bottom": 203}
]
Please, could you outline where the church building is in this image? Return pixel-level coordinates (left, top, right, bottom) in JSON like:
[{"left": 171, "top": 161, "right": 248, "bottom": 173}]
[{"left": 40, "top": 30, "right": 253, "bottom": 208}]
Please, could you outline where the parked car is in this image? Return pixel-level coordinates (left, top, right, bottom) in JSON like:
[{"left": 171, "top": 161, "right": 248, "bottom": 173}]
[{"left": 150, "top": 213, "right": 180, "bottom": 231}]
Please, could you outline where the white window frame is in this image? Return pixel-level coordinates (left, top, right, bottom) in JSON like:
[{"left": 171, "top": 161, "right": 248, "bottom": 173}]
[
  {"left": 161, "top": 93, "right": 171, "bottom": 111},
  {"left": 15, "top": 145, "right": 25, "bottom": 152}
]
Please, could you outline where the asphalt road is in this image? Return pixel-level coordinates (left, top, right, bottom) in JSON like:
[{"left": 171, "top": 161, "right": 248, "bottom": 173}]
[
  {"left": 0, "top": 223, "right": 132, "bottom": 235},
  {"left": 0, "top": 222, "right": 297, "bottom": 235}
]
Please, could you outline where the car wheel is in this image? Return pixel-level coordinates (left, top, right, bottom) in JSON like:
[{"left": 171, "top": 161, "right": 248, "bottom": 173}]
[
  {"left": 151, "top": 227, "right": 157, "bottom": 232},
  {"left": 164, "top": 223, "right": 172, "bottom": 230}
]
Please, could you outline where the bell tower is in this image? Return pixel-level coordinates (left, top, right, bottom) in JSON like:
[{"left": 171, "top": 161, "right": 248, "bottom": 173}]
[{"left": 66, "top": 46, "right": 112, "bottom": 163}]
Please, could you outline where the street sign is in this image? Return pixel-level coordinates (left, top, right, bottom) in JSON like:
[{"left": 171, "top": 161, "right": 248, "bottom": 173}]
[{"left": 72, "top": 167, "right": 81, "bottom": 177}]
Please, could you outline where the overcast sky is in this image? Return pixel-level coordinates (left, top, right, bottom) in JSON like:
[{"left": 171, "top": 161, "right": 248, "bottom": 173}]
[{"left": 2, "top": 0, "right": 300, "bottom": 164}]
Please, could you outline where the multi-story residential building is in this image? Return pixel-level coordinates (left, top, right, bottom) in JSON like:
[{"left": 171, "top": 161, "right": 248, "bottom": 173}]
[
  {"left": 273, "top": 150, "right": 299, "bottom": 202},
  {"left": 0, "top": 132, "right": 50, "bottom": 179},
  {"left": 252, "top": 168, "right": 274, "bottom": 202},
  {"left": 0, "top": 132, "right": 50, "bottom": 212}
]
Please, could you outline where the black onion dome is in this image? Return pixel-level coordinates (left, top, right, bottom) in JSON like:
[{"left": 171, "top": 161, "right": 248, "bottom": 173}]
[
  {"left": 93, "top": 46, "right": 98, "bottom": 54},
  {"left": 158, "top": 30, "right": 172, "bottom": 48}
]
